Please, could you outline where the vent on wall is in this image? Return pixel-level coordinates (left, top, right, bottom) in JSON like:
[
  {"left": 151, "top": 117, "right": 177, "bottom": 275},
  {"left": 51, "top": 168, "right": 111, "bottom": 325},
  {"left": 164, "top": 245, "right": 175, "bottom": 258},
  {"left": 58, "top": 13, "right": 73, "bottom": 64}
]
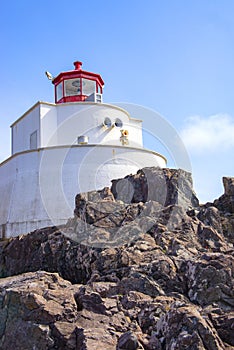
[
  {"left": 78, "top": 135, "right": 89, "bottom": 144},
  {"left": 103, "top": 117, "right": 112, "bottom": 128},
  {"left": 115, "top": 118, "right": 123, "bottom": 128}
]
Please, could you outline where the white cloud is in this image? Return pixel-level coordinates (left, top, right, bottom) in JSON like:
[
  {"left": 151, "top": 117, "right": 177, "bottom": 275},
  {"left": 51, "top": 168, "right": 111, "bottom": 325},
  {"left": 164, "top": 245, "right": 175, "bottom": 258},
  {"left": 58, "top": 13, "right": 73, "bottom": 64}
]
[
  {"left": 179, "top": 113, "right": 234, "bottom": 202},
  {"left": 180, "top": 114, "right": 234, "bottom": 154}
]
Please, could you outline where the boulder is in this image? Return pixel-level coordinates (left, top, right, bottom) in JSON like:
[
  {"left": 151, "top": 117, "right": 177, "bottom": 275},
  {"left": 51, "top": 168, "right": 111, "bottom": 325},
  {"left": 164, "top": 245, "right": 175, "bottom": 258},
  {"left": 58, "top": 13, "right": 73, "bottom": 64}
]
[{"left": 111, "top": 167, "right": 199, "bottom": 209}]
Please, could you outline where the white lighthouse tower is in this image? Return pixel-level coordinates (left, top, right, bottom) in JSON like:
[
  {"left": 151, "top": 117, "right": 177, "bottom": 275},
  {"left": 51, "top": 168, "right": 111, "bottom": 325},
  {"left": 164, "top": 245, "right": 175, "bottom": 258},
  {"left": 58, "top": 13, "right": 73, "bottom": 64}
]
[{"left": 0, "top": 61, "right": 166, "bottom": 238}]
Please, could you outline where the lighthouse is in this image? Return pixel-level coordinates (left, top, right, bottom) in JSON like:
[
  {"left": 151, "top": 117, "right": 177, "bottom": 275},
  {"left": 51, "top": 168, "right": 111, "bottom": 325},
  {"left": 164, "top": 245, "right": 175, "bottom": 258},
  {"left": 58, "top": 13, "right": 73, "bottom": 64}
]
[{"left": 0, "top": 61, "right": 166, "bottom": 238}]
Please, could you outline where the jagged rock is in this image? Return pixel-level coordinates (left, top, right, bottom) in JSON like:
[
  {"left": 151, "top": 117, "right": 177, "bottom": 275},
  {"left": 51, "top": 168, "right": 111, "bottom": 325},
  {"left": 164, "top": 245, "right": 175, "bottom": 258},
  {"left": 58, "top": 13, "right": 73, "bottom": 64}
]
[
  {"left": 111, "top": 167, "right": 199, "bottom": 209},
  {"left": 0, "top": 228, "right": 96, "bottom": 283},
  {"left": 156, "top": 303, "right": 226, "bottom": 350},
  {"left": 0, "top": 167, "right": 233, "bottom": 349},
  {"left": 223, "top": 177, "right": 234, "bottom": 196},
  {"left": 214, "top": 177, "right": 234, "bottom": 214},
  {"left": 74, "top": 286, "right": 108, "bottom": 314},
  {"left": 0, "top": 272, "right": 131, "bottom": 349},
  {"left": 117, "top": 331, "right": 142, "bottom": 349},
  {"left": 197, "top": 206, "right": 223, "bottom": 234},
  {"left": 0, "top": 271, "right": 77, "bottom": 350},
  {"left": 185, "top": 253, "right": 234, "bottom": 308},
  {"left": 197, "top": 223, "right": 226, "bottom": 250},
  {"left": 208, "top": 310, "right": 234, "bottom": 346}
]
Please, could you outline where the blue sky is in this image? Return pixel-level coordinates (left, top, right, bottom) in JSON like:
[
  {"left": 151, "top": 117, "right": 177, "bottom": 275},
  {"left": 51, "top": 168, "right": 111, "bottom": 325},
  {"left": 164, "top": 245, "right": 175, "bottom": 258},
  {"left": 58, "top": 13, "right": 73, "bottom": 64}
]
[{"left": 0, "top": 0, "right": 234, "bottom": 202}]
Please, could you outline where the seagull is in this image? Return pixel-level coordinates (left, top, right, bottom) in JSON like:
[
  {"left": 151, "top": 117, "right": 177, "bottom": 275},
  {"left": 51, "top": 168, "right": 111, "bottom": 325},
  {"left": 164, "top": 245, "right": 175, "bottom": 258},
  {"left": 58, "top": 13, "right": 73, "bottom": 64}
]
[{"left": 45, "top": 71, "right": 53, "bottom": 80}]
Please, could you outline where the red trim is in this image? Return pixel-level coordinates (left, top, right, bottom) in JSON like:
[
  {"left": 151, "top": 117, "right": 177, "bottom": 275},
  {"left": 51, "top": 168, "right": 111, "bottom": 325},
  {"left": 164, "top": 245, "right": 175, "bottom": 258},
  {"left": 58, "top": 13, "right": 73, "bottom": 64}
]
[
  {"left": 74, "top": 61, "right": 82, "bottom": 70},
  {"left": 62, "top": 80, "right": 65, "bottom": 100},
  {"left": 56, "top": 95, "right": 88, "bottom": 103},
  {"left": 53, "top": 70, "right": 104, "bottom": 87}
]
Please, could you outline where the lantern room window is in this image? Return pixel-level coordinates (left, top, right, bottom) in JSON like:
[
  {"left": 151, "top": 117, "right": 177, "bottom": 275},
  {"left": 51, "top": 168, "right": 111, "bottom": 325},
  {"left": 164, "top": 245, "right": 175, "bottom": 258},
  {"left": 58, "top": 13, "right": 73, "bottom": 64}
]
[
  {"left": 56, "top": 82, "right": 63, "bottom": 101},
  {"left": 65, "top": 78, "right": 81, "bottom": 96},
  {"left": 82, "top": 79, "right": 95, "bottom": 96}
]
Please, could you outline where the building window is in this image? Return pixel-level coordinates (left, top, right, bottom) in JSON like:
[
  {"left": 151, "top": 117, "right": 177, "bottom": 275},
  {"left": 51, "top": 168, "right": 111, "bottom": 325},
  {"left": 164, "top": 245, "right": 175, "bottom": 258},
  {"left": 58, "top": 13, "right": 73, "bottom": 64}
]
[{"left": 30, "top": 130, "right": 37, "bottom": 150}]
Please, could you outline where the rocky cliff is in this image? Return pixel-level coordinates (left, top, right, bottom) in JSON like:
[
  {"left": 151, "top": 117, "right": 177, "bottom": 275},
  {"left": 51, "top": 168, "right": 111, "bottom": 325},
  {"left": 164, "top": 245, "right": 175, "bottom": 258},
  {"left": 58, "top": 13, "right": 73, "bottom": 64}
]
[{"left": 0, "top": 167, "right": 233, "bottom": 350}]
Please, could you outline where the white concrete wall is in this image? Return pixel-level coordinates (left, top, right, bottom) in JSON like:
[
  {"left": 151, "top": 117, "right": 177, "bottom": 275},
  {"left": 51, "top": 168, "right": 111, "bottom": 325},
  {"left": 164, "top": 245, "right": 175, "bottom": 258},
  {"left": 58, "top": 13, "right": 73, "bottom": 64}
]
[
  {"left": 40, "top": 103, "right": 58, "bottom": 146},
  {"left": 11, "top": 102, "right": 143, "bottom": 152},
  {"left": 0, "top": 145, "right": 166, "bottom": 238},
  {"left": 11, "top": 104, "right": 40, "bottom": 155},
  {"left": 42, "top": 102, "right": 143, "bottom": 148}
]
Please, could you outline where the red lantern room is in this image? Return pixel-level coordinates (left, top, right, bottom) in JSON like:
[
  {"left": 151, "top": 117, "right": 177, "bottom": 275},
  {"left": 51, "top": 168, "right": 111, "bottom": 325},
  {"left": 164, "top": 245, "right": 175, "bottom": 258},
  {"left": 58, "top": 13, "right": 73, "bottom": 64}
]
[{"left": 52, "top": 61, "right": 104, "bottom": 104}]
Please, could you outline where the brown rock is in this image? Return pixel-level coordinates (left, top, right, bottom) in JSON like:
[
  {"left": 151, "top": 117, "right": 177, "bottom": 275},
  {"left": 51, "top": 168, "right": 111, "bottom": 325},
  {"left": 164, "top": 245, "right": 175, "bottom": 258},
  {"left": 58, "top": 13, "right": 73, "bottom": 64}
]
[
  {"left": 214, "top": 177, "right": 234, "bottom": 214},
  {"left": 223, "top": 177, "right": 234, "bottom": 196},
  {"left": 117, "top": 331, "right": 142, "bottom": 350},
  {"left": 0, "top": 271, "right": 77, "bottom": 349}
]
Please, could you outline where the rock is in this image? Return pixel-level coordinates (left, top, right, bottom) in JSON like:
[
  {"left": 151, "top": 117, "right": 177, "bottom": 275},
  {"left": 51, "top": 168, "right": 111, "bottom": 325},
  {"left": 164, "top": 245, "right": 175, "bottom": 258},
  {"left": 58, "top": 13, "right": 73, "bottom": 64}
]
[
  {"left": 223, "top": 177, "right": 234, "bottom": 196},
  {"left": 0, "top": 167, "right": 233, "bottom": 348},
  {"left": 75, "top": 186, "right": 115, "bottom": 212},
  {"left": 75, "top": 327, "right": 117, "bottom": 349},
  {"left": 117, "top": 331, "right": 141, "bottom": 350},
  {"left": 197, "top": 206, "right": 223, "bottom": 234},
  {"left": 0, "top": 271, "right": 77, "bottom": 349},
  {"left": 197, "top": 223, "right": 226, "bottom": 251},
  {"left": 220, "top": 215, "right": 234, "bottom": 246},
  {"left": 209, "top": 311, "right": 234, "bottom": 346},
  {"left": 185, "top": 253, "right": 234, "bottom": 308},
  {"left": 214, "top": 177, "right": 234, "bottom": 214},
  {"left": 156, "top": 303, "right": 226, "bottom": 350},
  {"left": 144, "top": 334, "right": 162, "bottom": 350},
  {"left": 111, "top": 167, "right": 199, "bottom": 209},
  {"left": 117, "top": 271, "right": 165, "bottom": 297},
  {"left": 0, "top": 271, "right": 132, "bottom": 349},
  {"left": 74, "top": 287, "right": 108, "bottom": 314},
  {"left": 0, "top": 228, "right": 96, "bottom": 284}
]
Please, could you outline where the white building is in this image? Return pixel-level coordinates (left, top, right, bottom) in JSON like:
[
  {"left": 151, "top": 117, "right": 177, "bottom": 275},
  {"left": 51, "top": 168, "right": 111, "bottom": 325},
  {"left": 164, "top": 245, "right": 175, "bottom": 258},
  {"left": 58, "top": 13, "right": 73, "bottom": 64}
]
[{"left": 0, "top": 61, "right": 166, "bottom": 238}]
